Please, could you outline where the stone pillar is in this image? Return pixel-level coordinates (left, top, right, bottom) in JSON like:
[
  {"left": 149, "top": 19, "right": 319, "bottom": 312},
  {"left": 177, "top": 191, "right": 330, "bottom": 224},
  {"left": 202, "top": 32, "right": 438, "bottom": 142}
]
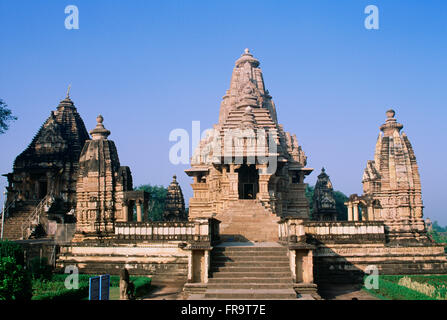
[
  {"left": 258, "top": 174, "right": 271, "bottom": 201},
  {"left": 347, "top": 203, "right": 353, "bottom": 221},
  {"left": 187, "top": 251, "right": 193, "bottom": 282},
  {"left": 122, "top": 202, "right": 129, "bottom": 222},
  {"left": 227, "top": 166, "right": 239, "bottom": 200},
  {"left": 136, "top": 200, "right": 143, "bottom": 222},
  {"left": 353, "top": 204, "right": 359, "bottom": 221},
  {"left": 204, "top": 250, "right": 210, "bottom": 283},
  {"left": 303, "top": 250, "right": 314, "bottom": 283},
  {"left": 367, "top": 205, "right": 373, "bottom": 221},
  {"left": 289, "top": 249, "right": 297, "bottom": 282}
]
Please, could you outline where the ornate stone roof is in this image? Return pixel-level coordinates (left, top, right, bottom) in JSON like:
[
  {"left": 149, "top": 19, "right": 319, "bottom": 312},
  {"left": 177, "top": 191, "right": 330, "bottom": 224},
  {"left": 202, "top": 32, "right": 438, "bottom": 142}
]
[
  {"left": 362, "top": 109, "right": 421, "bottom": 193},
  {"left": 190, "top": 49, "right": 307, "bottom": 167},
  {"left": 312, "top": 168, "right": 337, "bottom": 220},
  {"left": 13, "top": 95, "right": 89, "bottom": 171},
  {"left": 163, "top": 175, "right": 187, "bottom": 221},
  {"left": 78, "top": 115, "right": 122, "bottom": 178}
]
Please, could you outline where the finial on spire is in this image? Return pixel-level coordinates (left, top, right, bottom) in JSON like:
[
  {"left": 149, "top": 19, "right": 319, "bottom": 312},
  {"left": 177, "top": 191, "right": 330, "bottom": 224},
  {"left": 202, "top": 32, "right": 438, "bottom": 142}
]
[
  {"left": 90, "top": 114, "right": 110, "bottom": 140},
  {"left": 322, "top": 167, "right": 325, "bottom": 173},
  {"left": 244, "top": 48, "right": 250, "bottom": 54},
  {"left": 173, "top": 174, "right": 177, "bottom": 181},
  {"left": 66, "top": 84, "right": 71, "bottom": 99},
  {"left": 386, "top": 109, "right": 395, "bottom": 119}
]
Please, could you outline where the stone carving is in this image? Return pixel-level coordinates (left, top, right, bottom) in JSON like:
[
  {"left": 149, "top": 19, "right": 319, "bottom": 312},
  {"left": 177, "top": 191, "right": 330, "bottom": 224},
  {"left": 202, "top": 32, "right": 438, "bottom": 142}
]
[
  {"left": 346, "top": 109, "right": 428, "bottom": 242},
  {"left": 73, "top": 115, "right": 140, "bottom": 240},
  {"left": 163, "top": 175, "right": 187, "bottom": 221},
  {"left": 312, "top": 168, "right": 337, "bottom": 221}
]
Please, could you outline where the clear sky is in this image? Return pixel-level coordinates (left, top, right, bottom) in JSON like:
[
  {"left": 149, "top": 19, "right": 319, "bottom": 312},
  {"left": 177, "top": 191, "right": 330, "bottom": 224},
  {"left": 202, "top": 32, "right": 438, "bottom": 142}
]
[{"left": 1, "top": 1, "right": 446, "bottom": 224}]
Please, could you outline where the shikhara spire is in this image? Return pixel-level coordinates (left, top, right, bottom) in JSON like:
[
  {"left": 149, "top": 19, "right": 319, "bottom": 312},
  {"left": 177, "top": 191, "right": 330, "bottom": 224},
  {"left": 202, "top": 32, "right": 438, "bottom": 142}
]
[{"left": 347, "top": 109, "right": 426, "bottom": 242}]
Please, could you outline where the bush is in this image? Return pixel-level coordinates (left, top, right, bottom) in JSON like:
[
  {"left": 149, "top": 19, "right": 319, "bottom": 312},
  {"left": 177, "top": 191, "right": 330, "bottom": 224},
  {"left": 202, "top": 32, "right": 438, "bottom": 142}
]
[
  {"left": 0, "top": 240, "right": 25, "bottom": 266},
  {"left": 133, "top": 277, "right": 151, "bottom": 298},
  {"left": 0, "top": 256, "right": 32, "bottom": 300},
  {"left": 30, "top": 257, "right": 52, "bottom": 281}
]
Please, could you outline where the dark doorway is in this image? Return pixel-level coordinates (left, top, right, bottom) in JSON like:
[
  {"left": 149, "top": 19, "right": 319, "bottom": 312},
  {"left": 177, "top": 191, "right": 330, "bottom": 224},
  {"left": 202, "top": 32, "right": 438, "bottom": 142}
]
[
  {"left": 238, "top": 164, "right": 259, "bottom": 199},
  {"left": 38, "top": 181, "right": 47, "bottom": 199}
]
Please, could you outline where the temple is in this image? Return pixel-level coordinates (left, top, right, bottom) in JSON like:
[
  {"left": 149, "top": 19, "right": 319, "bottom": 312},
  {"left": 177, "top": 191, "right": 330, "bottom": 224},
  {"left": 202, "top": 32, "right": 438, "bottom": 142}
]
[
  {"left": 345, "top": 110, "right": 427, "bottom": 242},
  {"left": 2, "top": 93, "right": 89, "bottom": 239},
  {"left": 312, "top": 168, "right": 337, "bottom": 221},
  {"left": 2, "top": 50, "right": 447, "bottom": 300},
  {"left": 186, "top": 49, "right": 312, "bottom": 242},
  {"left": 73, "top": 115, "right": 149, "bottom": 241},
  {"left": 163, "top": 175, "right": 187, "bottom": 221}
]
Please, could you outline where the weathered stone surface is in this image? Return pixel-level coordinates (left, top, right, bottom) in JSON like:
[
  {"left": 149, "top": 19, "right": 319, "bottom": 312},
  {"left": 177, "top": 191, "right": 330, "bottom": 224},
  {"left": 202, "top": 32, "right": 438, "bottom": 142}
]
[
  {"left": 2, "top": 93, "right": 89, "bottom": 239},
  {"left": 73, "top": 115, "right": 148, "bottom": 239},
  {"left": 312, "top": 168, "right": 337, "bottom": 221},
  {"left": 346, "top": 110, "right": 428, "bottom": 243},
  {"left": 163, "top": 175, "right": 187, "bottom": 221}
]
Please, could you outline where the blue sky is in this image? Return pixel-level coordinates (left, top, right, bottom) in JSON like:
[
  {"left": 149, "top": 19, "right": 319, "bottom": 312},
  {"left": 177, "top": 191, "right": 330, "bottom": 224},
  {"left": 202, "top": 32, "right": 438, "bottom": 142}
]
[{"left": 1, "top": 1, "right": 446, "bottom": 224}]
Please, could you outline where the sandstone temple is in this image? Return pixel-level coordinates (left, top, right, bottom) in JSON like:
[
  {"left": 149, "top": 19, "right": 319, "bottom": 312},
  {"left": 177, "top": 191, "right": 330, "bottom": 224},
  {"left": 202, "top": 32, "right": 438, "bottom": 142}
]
[
  {"left": 1, "top": 49, "right": 446, "bottom": 300},
  {"left": 312, "top": 168, "right": 338, "bottom": 221}
]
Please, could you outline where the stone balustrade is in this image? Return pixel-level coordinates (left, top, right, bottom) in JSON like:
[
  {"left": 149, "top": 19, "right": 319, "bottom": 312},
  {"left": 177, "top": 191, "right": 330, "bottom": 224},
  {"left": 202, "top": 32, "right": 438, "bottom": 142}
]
[
  {"left": 114, "top": 218, "right": 219, "bottom": 242},
  {"left": 278, "top": 218, "right": 307, "bottom": 243},
  {"left": 305, "top": 221, "right": 386, "bottom": 244}
]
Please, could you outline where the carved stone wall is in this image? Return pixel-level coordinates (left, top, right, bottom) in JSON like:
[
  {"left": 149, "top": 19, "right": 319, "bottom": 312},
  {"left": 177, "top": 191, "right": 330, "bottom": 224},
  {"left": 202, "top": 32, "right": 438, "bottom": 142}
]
[{"left": 74, "top": 115, "right": 132, "bottom": 239}]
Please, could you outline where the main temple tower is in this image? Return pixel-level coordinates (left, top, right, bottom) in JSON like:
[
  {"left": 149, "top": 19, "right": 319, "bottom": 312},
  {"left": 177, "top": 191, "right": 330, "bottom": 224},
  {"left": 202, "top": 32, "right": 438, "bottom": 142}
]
[{"left": 186, "top": 49, "right": 313, "bottom": 242}]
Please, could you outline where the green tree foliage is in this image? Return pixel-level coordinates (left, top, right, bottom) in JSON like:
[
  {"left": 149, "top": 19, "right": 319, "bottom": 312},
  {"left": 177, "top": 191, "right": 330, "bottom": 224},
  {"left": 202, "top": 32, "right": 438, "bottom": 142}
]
[
  {"left": 305, "top": 185, "right": 349, "bottom": 220},
  {"left": 333, "top": 190, "right": 348, "bottom": 220},
  {"left": 30, "top": 257, "right": 52, "bottom": 281},
  {"left": 136, "top": 184, "right": 168, "bottom": 221},
  {"left": 0, "top": 241, "right": 32, "bottom": 300},
  {"left": 305, "top": 185, "right": 314, "bottom": 214},
  {"left": 0, "top": 99, "right": 17, "bottom": 134},
  {"left": 432, "top": 221, "right": 447, "bottom": 233},
  {"left": 0, "top": 240, "right": 25, "bottom": 265}
]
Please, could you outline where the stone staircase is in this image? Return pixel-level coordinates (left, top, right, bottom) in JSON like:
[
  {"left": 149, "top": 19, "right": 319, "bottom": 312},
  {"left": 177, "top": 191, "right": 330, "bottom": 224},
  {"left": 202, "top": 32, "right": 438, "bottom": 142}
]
[
  {"left": 1, "top": 201, "right": 38, "bottom": 240},
  {"left": 216, "top": 200, "right": 279, "bottom": 242},
  {"left": 204, "top": 245, "right": 297, "bottom": 299}
]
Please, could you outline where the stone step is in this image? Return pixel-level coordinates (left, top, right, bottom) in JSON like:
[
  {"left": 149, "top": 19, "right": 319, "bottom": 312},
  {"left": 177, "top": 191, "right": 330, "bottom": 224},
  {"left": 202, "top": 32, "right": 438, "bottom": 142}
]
[
  {"left": 208, "top": 277, "right": 293, "bottom": 284},
  {"left": 207, "top": 283, "right": 292, "bottom": 290},
  {"left": 212, "top": 251, "right": 287, "bottom": 258},
  {"left": 212, "top": 256, "right": 289, "bottom": 263},
  {"left": 211, "top": 272, "right": 292, "bottom": 279},
  {"left": 213, "top": 246, "right": 286, "bottom": 252},
  {"left": 204, "top": 289, "right": 296, "bottom": 299},
  {"left": 211, "top": 266, "right": 290, "bottom": 273},
  {"left": 212, "top": 261, "right": 290, "bottom": 268}
]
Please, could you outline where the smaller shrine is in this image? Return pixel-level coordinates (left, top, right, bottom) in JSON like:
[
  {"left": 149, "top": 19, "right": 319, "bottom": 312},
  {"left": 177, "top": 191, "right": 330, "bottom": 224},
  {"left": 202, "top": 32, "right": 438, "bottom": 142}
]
[
  {"left": 73, "top": 115, "right": 149, "bottom": 241},
  {"left": 312, "top": 168, "right": 337, "bottom": 221},
  {"left": 163, "top": 175, "right": 187, "bottom": 221}
]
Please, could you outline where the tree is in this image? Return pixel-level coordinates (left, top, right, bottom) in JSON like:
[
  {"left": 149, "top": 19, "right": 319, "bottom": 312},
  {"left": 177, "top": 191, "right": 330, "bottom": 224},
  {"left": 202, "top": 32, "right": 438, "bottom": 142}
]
[
  {"left": 432, "top": 221, "right": 447, "bottom": 233},
  {"left": 135, "top": 184, "right": 168, "bottom": 221},
  {"left": 0, "top": 99, "right": 17, "bottom": 134},
  {"left": 0, "top": 241, "right": 32, "bottom": 300}
]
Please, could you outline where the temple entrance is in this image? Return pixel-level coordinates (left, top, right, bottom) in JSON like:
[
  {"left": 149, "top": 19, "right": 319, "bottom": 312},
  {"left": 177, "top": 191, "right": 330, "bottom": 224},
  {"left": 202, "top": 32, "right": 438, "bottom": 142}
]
[
  {"left": 38, "top": 181, "right": 47, "bottom": 199},
  {"left": 237, "top": 164, "right": 259, "bottom": 199}
]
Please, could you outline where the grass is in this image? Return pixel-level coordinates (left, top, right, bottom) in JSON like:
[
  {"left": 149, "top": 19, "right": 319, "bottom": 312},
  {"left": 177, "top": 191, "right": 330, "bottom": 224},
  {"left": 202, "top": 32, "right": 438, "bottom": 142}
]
[
  {"left": 32, "top": 274, "right": 151, "bottom": 300},
  {"left": 362, "top": 275, "right": 447, "bottom": 300}
]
